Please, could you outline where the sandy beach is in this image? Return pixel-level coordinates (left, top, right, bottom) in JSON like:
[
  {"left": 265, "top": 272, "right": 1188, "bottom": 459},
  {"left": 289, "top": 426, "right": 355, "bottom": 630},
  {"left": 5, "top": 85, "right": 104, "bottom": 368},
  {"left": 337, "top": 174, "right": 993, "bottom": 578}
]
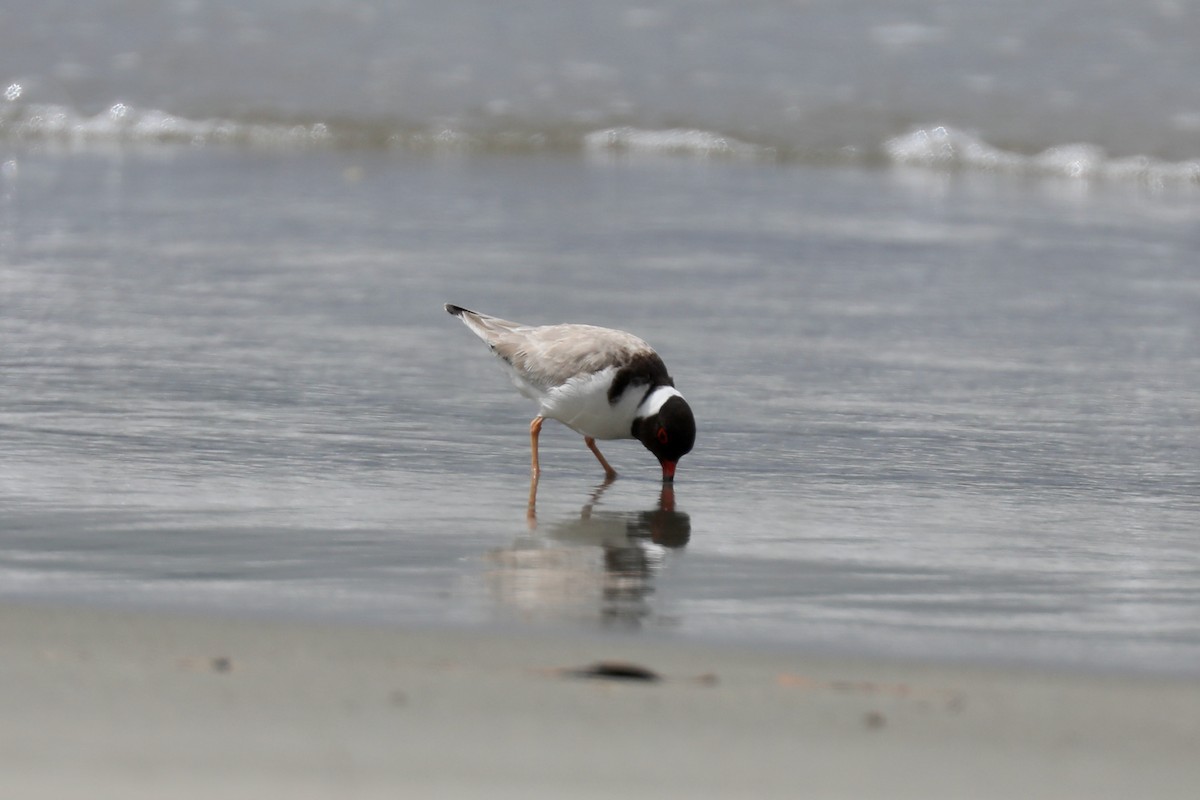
[{"left": 2, "top": 602, "right": 1197, "bottom": 800}]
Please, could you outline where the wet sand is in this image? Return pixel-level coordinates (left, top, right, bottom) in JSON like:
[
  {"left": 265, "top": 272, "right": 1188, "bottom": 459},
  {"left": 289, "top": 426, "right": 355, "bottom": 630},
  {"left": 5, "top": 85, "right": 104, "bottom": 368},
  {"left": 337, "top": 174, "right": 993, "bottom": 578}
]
[{"left": 3, "top": 602, "right": 1197, "bottom": 799}]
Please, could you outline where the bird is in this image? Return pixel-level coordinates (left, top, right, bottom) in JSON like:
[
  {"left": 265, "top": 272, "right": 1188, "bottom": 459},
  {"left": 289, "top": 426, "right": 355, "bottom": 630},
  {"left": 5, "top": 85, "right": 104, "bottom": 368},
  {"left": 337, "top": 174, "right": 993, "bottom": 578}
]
[{"left": 445, "top": 304, "right": 695, "bottom": 482}]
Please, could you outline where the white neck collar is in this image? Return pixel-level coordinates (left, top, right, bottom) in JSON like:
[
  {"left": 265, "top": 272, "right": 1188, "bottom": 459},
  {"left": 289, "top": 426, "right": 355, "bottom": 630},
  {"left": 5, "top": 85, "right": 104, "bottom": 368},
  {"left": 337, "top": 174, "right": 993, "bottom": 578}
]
[{"left": 637, "top": 385, "right": 683, "bottom": 417}]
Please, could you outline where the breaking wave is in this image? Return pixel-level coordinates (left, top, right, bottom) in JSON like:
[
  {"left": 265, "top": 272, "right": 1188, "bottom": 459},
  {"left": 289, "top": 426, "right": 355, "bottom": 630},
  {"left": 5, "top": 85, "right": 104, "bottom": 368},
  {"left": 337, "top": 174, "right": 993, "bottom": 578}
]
[
  {"left": 886, "top": 126, "right": 1200, "bottom": 185},
  {"left": 1, "top": 102, "right": 336, "bottom": 148},
  {"left": 4, "top": 99, "right": 1200, "bottom": 187},
  {"left": 582, "top": 127, "right": 764, "bottom": 158}
]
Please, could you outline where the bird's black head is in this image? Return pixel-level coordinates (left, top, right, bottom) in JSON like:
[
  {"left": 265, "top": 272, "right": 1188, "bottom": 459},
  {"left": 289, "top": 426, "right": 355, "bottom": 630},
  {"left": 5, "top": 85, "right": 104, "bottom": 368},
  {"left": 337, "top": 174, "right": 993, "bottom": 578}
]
[{"left": 633, "top": 395, "right": 696, "bottom": 482}]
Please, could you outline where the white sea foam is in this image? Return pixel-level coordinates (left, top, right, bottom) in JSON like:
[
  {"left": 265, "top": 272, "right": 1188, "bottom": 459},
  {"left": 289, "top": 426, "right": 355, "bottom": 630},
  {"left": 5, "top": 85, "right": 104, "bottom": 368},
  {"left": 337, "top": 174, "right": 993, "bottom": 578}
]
[
  {"left": 886, "top": 126, "right": 1200, "bottom": 184},
  {"left": 3, "top": 98, "right": 1198, "bottom": 185},
  {"left": 583, "top": 127, "right": 764, "bottom": 159},
  {"left": 0, "top": 102, "right": 333, "bottom": 148}
]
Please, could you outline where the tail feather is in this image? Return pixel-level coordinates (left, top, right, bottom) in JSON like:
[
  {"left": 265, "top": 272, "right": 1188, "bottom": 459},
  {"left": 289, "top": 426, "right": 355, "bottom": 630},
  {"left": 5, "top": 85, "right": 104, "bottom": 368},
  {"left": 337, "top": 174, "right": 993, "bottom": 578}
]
[{"left": 444, "top": 303, "right": 521, "bottom": 348}]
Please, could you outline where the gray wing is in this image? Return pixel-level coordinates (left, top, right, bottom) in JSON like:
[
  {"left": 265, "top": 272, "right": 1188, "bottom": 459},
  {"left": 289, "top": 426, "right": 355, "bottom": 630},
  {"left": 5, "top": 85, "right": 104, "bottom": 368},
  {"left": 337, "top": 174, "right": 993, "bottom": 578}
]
[
  {"left": 446, "top": 304, "right": 655, "bottom": 389},
  {"left": 500, "top": 323, "right": 655, "bottom": 390}
]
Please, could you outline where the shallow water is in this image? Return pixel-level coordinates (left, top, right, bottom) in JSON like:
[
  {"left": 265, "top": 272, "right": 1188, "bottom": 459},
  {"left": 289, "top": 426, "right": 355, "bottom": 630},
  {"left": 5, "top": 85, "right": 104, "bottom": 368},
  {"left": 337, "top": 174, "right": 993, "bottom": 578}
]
[{"left": 2, "top": 146, "right": 1198, "bottom": 675}]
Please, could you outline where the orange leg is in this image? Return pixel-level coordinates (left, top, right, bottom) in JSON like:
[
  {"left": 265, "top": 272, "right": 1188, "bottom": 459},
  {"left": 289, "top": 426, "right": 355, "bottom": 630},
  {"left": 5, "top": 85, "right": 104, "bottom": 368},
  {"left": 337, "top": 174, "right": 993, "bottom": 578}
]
[
  {"left": 584, "top": 436, "right": 618, "bottom": 480},
  {"left": 526, "top": 472, "right": 539, "bottom": 529},
  {"left": 529, "top": 416, "right": 544, "bottom": 477}
]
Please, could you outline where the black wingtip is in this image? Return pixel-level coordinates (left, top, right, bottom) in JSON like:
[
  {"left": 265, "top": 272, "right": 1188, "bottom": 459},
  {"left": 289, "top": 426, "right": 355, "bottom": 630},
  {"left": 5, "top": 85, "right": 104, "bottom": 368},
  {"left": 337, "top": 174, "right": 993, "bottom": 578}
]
[{"left": 445, "top": 303, "right": 468, "bottom": 317}]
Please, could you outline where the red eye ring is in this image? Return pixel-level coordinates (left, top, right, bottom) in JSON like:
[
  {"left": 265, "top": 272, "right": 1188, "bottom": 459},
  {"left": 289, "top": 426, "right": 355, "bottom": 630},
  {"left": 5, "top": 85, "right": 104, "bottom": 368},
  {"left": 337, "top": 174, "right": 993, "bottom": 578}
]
[{"left": 656, "top": 427, "right": 669, "bottom": 444}]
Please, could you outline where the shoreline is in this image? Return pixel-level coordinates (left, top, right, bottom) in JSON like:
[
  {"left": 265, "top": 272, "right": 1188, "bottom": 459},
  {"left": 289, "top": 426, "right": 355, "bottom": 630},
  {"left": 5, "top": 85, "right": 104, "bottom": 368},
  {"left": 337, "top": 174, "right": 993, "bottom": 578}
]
[{"left": 3, "top": 601, "right": 1198, "bottom": 799}]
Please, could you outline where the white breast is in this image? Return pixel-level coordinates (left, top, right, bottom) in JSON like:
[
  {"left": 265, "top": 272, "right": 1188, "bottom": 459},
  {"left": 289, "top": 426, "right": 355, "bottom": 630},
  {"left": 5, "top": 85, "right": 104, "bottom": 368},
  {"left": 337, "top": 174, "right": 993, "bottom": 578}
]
[{"left": 539, "top": 366, "right": 644, "bottom": 440}]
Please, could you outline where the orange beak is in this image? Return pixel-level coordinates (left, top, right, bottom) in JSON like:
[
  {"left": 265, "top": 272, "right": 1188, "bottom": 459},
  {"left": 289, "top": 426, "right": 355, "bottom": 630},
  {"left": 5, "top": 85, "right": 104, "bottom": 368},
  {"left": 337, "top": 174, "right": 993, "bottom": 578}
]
[{"left": 661, "top": 460, "right": 677, "bottom": 482}]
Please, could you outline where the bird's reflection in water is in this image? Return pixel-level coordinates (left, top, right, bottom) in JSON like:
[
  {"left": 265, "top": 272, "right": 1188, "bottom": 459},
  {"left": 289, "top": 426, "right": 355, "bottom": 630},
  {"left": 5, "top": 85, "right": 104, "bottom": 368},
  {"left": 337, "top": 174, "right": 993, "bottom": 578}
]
[{"left": 485, "top": 479, "right": 690, "bottom": 630}]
